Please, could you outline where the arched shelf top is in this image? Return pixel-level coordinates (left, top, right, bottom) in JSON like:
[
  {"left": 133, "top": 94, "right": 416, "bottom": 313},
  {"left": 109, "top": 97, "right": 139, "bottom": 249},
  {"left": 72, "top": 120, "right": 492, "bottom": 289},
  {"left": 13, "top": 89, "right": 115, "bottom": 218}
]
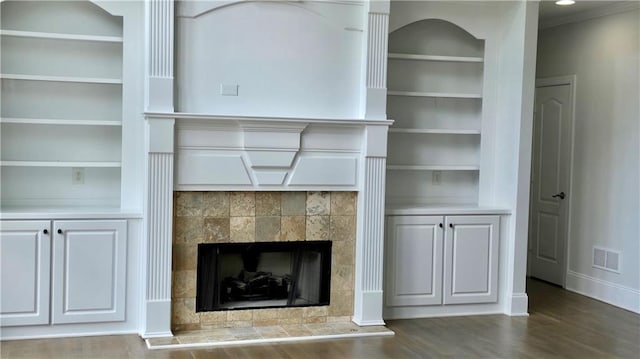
[{"left": 389, "top": 19, "right": 484, "bottom": 59}]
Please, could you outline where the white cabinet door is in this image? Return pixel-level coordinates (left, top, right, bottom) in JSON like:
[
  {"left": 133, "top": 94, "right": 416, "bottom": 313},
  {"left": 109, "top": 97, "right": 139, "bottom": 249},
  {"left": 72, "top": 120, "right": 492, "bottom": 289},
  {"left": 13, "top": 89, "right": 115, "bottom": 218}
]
[
  {"left": 0, "top": 220, "right": 51, "bottom": 326},
  {"left": 51, "top": 220, "right": 127, "bottom": 324},
  {"left": 386, "top": 216, "right": 443, "bottom": 306},
  {"left": 443, "top": 215, "right": 499, "bottom": 304}
]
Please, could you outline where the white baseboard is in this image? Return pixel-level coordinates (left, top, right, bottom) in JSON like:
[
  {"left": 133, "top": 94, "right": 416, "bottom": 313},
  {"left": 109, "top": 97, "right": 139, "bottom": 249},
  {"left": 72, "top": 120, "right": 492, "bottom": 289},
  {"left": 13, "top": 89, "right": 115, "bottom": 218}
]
[
  {"left": 565, "top": 270, "right": 640, "bottom": 313},
  {"left": 508, "top": 293, "right": 529, "bottom": 316}
]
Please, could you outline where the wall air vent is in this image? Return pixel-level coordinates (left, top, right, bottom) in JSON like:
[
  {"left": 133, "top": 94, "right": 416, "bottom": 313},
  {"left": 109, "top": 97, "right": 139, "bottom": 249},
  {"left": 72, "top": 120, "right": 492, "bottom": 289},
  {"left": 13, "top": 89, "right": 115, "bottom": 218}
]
[{"left": 592, "top": 246, "right": 621, "bottom": 273}]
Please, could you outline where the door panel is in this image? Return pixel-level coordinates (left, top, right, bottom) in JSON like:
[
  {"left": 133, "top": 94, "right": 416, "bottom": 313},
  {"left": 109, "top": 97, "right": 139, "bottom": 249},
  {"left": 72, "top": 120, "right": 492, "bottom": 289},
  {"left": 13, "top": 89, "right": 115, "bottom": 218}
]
[
  {"left": 385, "top": 216, "right": 443, "bottom": 306},
  {"left": 443, "top": 215, "right": 499, "bottom": 304},
  {"left": 52, "top": 220, "right": 127, "bottom": 324},
  {"left": 0, "top": 220, "right": 51, "bottom": 326},
  {"left": 529, "top": 83, "right": 572, "bottom": 286}
]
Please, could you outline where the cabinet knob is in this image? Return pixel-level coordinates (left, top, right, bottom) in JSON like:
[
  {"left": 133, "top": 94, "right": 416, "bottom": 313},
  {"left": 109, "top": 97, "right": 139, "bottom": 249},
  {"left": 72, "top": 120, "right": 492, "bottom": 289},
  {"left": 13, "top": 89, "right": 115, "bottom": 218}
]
[
  {"left": 57, "top": 229, "right": 63, "bottom": 234},
  {"left": 43, "top": 229, "right": 48, "bottom": 234},
  {"left": 449, "top": 223, "right": 454, "bottom": 228},
  {"left": 439, "top": 223, "right": 443, "bottom": 228}
]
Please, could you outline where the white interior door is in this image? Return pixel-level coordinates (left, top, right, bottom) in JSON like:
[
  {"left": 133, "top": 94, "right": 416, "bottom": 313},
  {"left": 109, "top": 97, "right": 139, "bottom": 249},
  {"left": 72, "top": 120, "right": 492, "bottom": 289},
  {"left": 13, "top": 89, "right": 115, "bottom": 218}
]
[{"left": 528, "top": 80, "right": 573, "bottom": 286}]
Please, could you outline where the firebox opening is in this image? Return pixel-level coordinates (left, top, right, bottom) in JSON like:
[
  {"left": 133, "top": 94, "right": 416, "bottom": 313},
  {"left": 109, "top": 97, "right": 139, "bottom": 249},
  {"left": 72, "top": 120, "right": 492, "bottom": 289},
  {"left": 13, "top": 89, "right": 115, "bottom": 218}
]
[{"left": 196, "top": 241, "right": 332, "bottom": 312}]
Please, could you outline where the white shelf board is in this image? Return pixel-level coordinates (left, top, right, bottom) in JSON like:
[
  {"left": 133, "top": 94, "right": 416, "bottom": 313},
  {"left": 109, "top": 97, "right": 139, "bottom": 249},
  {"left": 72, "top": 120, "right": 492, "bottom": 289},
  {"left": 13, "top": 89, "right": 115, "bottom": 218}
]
[
  {"left": 0, "top": 29, "right": 123, "bottom": 43},
  {"left": 1, "top": 161, "right": 122, "bottom": 168},
  {"left": 0, "top": 118, "right": 121, "bottom": 126},
  {"left": 386, "top": 204, "right": 511, "bottom": 216},
  {"left": 387, "top": 91, "right": 482, "bottom": 99},
  {"left": 0, "top": 206, "right": 142, "bottom": 220},
  {"left": 389, "top": 128, "right": 481, "bottom": 135},
  {"left": 388, "top": 53, "right": 483, "bottom": 63},
  {"left": 0, "top": 73, "right": 122, "bottom": 85},
  {"left": 387, "top": 165, "right": 480, "bottom": 171}
]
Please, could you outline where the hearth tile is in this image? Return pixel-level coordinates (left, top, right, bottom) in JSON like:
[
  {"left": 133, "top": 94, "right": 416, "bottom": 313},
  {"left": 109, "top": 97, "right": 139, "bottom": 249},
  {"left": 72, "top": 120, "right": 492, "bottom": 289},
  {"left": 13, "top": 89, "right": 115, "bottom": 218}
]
[
  {"left": 204, "top": 217, "right": 230, "bottom": 243},
  {"left": 227, "top": 326, "right": 259, "bottom": 340},
  {"left": 330, "top": 192, "right": 357, "bottom": 216},
  {"left": 174, "top": 217, "right": 204, "bottom": 243},
  {"left": 306, "top": 191, "right": 330, "bottom": 215},
  {"left": 328, "top": 290, "right": 353, "bottom": 317},
  {"left": 304, "top": 323, "right": 337, "bottom": 335},
  {"left": 175, "top": 192, "right": 204, "bottom": 217},
  {"left": 302, "top": 316, "right": 327, "bottom": 324},
  {"left": 230, "top": 217, "right": 255, "bottom": 242},
  {"left": 203, "top": 192, "right": 230, "bottom": 217},
  {"left": 332, "top": 240, "right": 355, "bottom": 266},
  {"left": 305, "top": 215, "right": 330, "bottom": 241},
  {"left": 253, "top": 319, "right": 280, "bottom": 327},
  {"left": 230, "top": 192, "right": 255, "bottom": 216},
  {"left": 227, "top": 310, "right": 253, "bottom": 321},
  {"left": 277, "top": 316, "right": 303, "bottom": 325},
  {"left": 173, "top": 298, "right": 199, "bottom": 325},
  {"left": 146, "top": 337, "right": 180, "bottom": 346},
  {"left": 252, "top": 308, "right": 279, "bottom": 321},
  {"left": 255, "top": 326, "right": 289, "bottom": 339},
  {"left": 280, "top": 216, "right": 305, "bottom": 241},
  {"left": 281, "top": 324, "right": 313, "bottom": 337},
  {"left": 225, "top": 320, "right": 253, "bottom": 328},
  {"left": 256, "top": 192, "right": 281, "bottom": 216},
  {"left": 302, "top": 306, "right": 328, "bottom": 318},
  {"left": 172, "top": 323, "right": 201, "bottom": 332},
  {"left": 255, "top": 216, "right": 281, "bottom": 242},
  {"left": 200, "top": 322, "right": 227, "bottom": 330},
  {"left": 172, "top": 270, "right": 196, "bottom": 298},
  {"left": 326, "top": 316, "right": 352, "bottom": 323},
  {"left": 281, "top": 192, "right": 306, "bottom": 215},
  {"left": 331, "top": 264, "right": 355, "bottom": 292},
  {"left": 204, "top": 333, "right": 237, "bottom": 342},
  {"left": 176, "top": 334, "right": 208, "bottom": 345},
  {"left": 199, "top": 311, "right": 226, "bottom": 324},
  {"left": 330, "top": 215, "right": 356, "bottom": 242},
  {"left": 173, "top": 243, "right": 197, "bottom": 270}
]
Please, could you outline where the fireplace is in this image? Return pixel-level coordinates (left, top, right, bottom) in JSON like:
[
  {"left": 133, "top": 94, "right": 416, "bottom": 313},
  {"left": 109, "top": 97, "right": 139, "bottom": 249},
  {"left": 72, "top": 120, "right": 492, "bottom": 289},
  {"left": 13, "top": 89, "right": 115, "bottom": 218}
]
[{"left": 197, "top": 241, "right": 332, "bottom": 311}]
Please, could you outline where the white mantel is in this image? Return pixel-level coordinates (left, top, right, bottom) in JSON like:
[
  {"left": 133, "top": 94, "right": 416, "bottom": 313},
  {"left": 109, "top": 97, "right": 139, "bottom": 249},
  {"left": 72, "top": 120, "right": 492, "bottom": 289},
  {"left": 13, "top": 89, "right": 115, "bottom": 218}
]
[{"left": 142, "top": 0, "right": 391, "bottom": 338}]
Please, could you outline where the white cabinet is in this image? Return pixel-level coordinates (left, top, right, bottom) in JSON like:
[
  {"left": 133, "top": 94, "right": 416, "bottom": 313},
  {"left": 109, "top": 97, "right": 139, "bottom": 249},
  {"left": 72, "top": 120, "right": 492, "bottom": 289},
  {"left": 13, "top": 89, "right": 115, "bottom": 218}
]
[
  {"left": 0, "top": 221, "right": 51, "bottom": 326},
  {"left": 385, "top": 215, "right": 499, "bottom": 308},
  {"left": 0, "top": 220, "right": 127, "bottom": 327}
]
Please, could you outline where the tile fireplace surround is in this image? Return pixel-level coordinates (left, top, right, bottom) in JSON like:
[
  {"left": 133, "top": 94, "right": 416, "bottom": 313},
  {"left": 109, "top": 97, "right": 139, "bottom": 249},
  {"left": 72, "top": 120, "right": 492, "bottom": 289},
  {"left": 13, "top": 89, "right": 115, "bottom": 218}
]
[{"left": 172, "top": 191, "right": 357, "bottom": 332}]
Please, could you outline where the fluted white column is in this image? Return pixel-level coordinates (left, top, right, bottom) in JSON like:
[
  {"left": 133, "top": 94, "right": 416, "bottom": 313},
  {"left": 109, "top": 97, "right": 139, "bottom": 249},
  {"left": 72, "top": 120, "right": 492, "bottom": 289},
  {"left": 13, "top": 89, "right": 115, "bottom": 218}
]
[
  {"left": 143, "top": 0, "right": 175, "bottom": 338},
  {"left": 354, "top": 124, "right": 389, "bottom": 326},
  {"left": 362, "top": 1, "right": 390, "bottom": 120}
]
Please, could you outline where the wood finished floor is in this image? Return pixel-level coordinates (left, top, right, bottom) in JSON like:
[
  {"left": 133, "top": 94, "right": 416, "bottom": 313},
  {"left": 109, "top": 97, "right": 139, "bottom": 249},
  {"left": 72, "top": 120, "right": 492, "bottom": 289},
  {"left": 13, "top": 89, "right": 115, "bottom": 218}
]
[{"left": 2, "top": 279, "right": 639, "bottom": 358}]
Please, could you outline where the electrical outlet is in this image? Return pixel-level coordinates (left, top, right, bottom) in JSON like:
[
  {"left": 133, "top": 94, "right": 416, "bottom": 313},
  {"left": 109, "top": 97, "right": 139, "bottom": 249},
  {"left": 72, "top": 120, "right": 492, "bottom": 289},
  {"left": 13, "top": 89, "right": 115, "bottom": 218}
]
[
  {"left": 432, "top": 171, "right": 442, "bottom": 185},
  {"left": 72, "top": 167, "right": 85, "bottom": 185},
  {"left": 220, "top": 84, "right": 239, "bottom": 96}
]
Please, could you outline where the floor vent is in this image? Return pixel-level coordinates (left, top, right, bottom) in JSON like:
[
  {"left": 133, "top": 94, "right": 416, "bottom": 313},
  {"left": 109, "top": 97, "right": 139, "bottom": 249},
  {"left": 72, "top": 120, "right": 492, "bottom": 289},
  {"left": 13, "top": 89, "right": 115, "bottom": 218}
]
[{"left": 593, "top": 247, "right": 621, "bottom": 273}]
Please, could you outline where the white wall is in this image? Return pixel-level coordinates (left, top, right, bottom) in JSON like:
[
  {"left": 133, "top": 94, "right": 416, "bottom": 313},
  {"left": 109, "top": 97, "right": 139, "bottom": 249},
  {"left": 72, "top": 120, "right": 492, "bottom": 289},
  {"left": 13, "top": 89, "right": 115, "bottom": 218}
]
[
  {"left": 175, "top": 1, "right": 364, "bottom": 119},
  {"left": 536, "top": 9, "right": 640, "bottom": 311}
]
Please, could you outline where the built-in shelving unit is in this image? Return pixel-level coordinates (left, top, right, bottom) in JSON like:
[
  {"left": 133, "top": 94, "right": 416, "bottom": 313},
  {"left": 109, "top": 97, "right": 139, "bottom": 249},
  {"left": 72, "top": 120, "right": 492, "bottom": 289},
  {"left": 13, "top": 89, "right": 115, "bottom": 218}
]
[
  {"left": 0, "top": 0, "right": 125, "bottom": 210},
  {"left": 386, "top": 19, "right": 485, "bottom": 206}
]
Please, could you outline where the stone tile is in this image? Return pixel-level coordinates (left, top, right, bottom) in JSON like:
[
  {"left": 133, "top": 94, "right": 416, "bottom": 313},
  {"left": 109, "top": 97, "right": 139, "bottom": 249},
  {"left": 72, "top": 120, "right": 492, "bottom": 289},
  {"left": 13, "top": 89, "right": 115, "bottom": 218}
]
[
  {"left": 256, "top": 192, "right": 281, "bottom": 216},
  {"left": 204, "top": 217, "right": 230, "bottom": 243},
  {"left": 230, "top": 217, "right": 255, "bottom": 242},
  {"left": 332, "top": 240, "right": 355, "bottom": 267},
  {"left": 306, "top": 191, "right": 330, "bottom": 215},
  {"left": 201, "top": 322, "right": 227, "bottom": 330},
  {"left": 147, "top": 337, "right": 180, "bottom": 346},
  {"left": 281, "top": 324, "right": 313, "bottom": 337},
  {"left": 173, "top": 323, "right": 201, "bottom": 332},
  {"left": 303, "top": 316, "right": 327, "bottom": 324},
  {"left": 173, "top": 243, "right": 197, "bottom": 271},
  {"left": 330, "top": 216, "right": 356, "bottom": 242},
  {"left": 302, "top": 306, "right": 328, "bottom": 318},
  {"left": 172, "top": 298, "right": 199, "bottom": 325},
  {"left": 174, "top": 217, "right": 204, "bottom": 244},
  {"left": 176, "top": 334, "right": 207, "bottom": 344},
  {"left": 281, "top": 192, "right": 306, "bottom": 215},
  {"left": 277, "top": 316, "right": 303, "bottom": 325},
  {"left": 306, "top": 216, "right": 330, "bottom": 241},
  {"left": 326, "top": 316, "right": 352, "bottom": 323},
  {"left": 227, "top": 310, "right": 253, "bottom": 322},
  {"left": 230, "top": 192, "right": 255, "bottom": 217},
  {"left": 255, "top": 216, "right": 280, "bottom": 242},
  {"left": 253, "top": 319, "right": 280, "bottom": 327},
  {"left": 256, "top": 326, "right": 289, "bottom": 339},
  {"left": 281, "top": 216, "right": 306, "bottom": 241},
  {"left": 203, "top": 192, "right": 230, "bottom": 217},
  {"left": 252, "top": 308, "right": 280, "bottom": 321},
  {"left": 199, "top": 311, "right": 226, "bottom": 324},
  {"left": 330, "top": 192, "right": 357, "bottom": 216},
  {"left": 331, "top": 264, "right": 354, "bottom": 292},
  {"left": 175, "top": 192, "right": 204, "bottom": 217},
  {"left": 329, "top": 290, "right": 353, "bottom": 317},
  {"left": 172, "top": 270, "right": 196, "bottom": 298},
  {"left": 224, "top": 320, "right": 254, "bottom": 329}
]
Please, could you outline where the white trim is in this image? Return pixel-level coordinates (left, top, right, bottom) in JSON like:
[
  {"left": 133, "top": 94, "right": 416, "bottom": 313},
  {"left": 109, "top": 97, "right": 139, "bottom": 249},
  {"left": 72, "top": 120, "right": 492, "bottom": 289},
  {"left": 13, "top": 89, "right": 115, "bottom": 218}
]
[
  {"left": 508, "top": 293, "right": 530, "bottom": 316},
  {"left": 146, "top": 330, "right": 394, "bottom": 350},
  {"left": 0, "top": 29, "right": 123, "bottom": 43},
  {"left": 532, "top": 75, "right": 577, "bottom": 288},
  {"left": 384, "top": 303, "right": 504, "bottom": 320},
  {"left": 539, "top": 2, "right": 640, "bottom": 30},
  {"left": 146, "top": 112, "right": 394, "bottom": 127},
  {"left": 0, "top": 330, "right": 139, "bottom": 341},
  {"left": 565, "top": 270, "right": 640, "bottom": 314},
  {"left": 388, "top": 53, "right": 483, "bottom": 63}
]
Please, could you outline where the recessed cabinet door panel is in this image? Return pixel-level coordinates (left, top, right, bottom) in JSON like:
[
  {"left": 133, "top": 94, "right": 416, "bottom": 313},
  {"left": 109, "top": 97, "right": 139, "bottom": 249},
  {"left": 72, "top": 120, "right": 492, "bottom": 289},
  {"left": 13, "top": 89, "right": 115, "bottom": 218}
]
[
  {"left": 0, "top": 221, "right": 51, "bottom": 326},
  {"left": 443, "top": 215, "right": 499, "bottom": 304},
  {"left": 52, "top": 220, "right": 127, "bottom": 324},
  {"left": 386, "top": 216, "right": 443, "bottom": 306}
]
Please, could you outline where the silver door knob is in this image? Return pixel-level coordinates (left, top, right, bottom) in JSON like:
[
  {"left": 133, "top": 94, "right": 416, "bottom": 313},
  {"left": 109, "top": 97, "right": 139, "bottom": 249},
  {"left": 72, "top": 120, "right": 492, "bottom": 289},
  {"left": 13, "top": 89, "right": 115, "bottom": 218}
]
[{"left": 552, "top": 192, "right": 566, "bottom": 200}]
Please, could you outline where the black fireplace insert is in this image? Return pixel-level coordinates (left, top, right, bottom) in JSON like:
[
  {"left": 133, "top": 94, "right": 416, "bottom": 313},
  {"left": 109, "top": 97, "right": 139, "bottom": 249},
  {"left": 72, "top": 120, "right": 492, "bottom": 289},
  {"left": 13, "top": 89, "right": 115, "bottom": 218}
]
[{"left": 196, "top": 241, "right": 331, "bottom": 311}]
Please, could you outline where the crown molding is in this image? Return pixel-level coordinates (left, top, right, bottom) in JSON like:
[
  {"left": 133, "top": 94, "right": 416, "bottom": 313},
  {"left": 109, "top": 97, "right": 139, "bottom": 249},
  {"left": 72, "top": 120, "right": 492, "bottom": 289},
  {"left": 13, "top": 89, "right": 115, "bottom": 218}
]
[{"left": 539, "top": 1, "right": 639, "bottom": 30}]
